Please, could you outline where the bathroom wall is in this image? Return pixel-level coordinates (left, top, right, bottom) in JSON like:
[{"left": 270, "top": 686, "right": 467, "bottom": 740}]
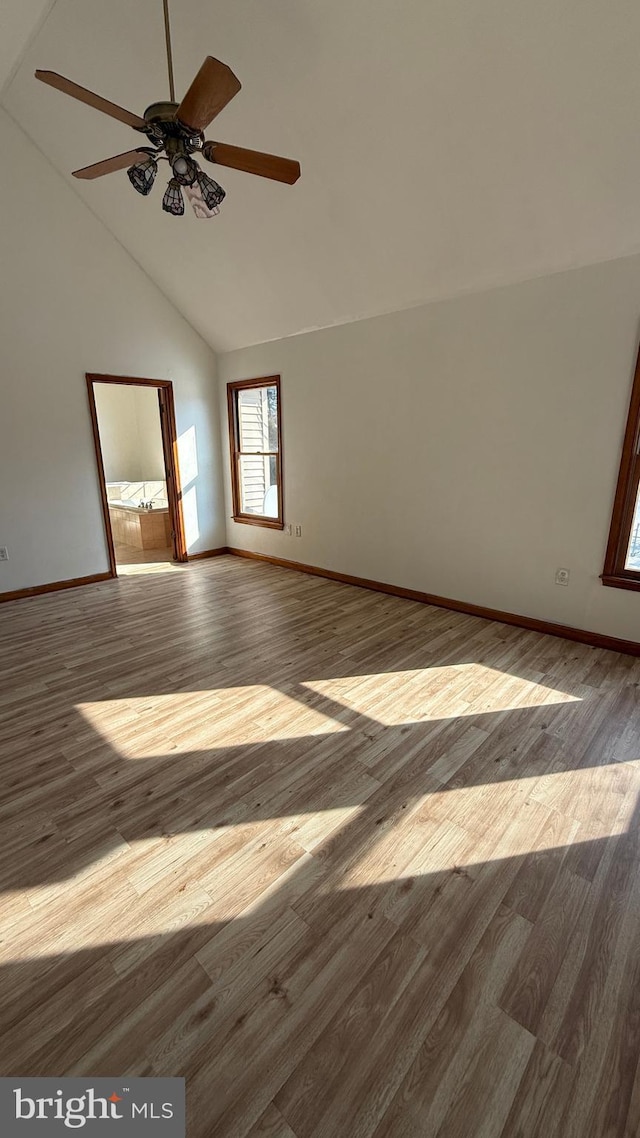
[{"left": 94, "top": 383, "right": 165, "bottom": 484}]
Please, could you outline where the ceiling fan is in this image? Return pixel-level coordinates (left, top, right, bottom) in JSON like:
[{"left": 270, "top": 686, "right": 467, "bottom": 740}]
[{"left": 34, "top": 0, "right": 301, "bottom": 218}]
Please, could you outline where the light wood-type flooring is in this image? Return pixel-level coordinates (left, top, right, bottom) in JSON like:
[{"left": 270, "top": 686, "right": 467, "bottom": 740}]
[
  {"left": 1, "top": 555, "right": 640, "bottom": 1137},
  {"left": 114, "top": 541, "right": 175, "bottom": 572}
]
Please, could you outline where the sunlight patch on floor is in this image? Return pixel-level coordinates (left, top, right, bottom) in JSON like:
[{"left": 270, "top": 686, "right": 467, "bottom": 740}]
[
  {"left": 0, "top": 808, "right": 359, "bottom": 964},
  {"left": 75, "top": 686, "right": 349, "bottom": 758},
  {"left": 116, "top": 560, "right": 185, "bottom": 576},
  {"left": 302, "top": 663, "right": 582, "bottom": 725},
  {"left": 74, "top": 661, "right": 583, "bottom": 761},
  {"left": 335, "top": 764, "right": 640, "bottom": 888},
  {"left": 3, "top": 766, "right": 637, "bottom": 965}
]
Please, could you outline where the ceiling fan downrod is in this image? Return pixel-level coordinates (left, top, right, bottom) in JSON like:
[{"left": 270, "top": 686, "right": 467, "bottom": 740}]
[{"left": 162, "top": 0, "right": 175, "bottom": 103}]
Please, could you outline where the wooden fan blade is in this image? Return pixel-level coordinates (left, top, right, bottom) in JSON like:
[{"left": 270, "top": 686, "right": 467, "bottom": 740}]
[
  {"left": 35, "top": 70, "right": 146, "bottom": 129},
  {"left": 203, "top": 141, "right": 300, "bottom": 184},
  {"left": 72, "top": 150, "right": 151, "bottom": 179},
  {"left": 176, "top": 57, "right": 241, "bottom": 132}
]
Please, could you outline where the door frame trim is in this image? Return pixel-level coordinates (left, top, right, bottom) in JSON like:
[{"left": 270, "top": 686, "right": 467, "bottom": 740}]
[{"left": 86, "top": 373, "right": 188, "bottom": 576}]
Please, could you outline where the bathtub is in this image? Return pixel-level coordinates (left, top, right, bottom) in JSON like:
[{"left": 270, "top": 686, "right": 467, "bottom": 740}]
[{"left": 109, "top": 502, "right": 171, "bottom": 550}]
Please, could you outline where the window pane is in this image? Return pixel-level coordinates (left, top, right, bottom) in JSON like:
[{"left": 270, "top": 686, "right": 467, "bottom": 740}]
[
  {"left": 239, "top": 454, "right": 279, "bottom": 517},
  {"left": 625, "top": 486, "right": 640, "bottom": 571},
  {"left": 237, "top": 385, "right": 279, "bottom": 453}
]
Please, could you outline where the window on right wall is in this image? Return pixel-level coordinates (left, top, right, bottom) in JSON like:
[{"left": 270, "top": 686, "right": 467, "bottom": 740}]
[
  {"left": 603, "top": 344, "right": 640, "bottom": 590},
  {"left": 227, "top": 375, "right": 284, "bottom": 530}
]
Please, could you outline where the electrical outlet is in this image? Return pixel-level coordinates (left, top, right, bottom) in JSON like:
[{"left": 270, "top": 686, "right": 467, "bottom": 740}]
[
  {"left": 295, "top": 525, "right": 302, "bottom": 537},
  {"left": 0, "top": 547, "right": 8, "bottom": 562},
  {"left": 284, "top": 524, "right": 292, "bottom": 536},
  {"left": 555, "top": 567, "right": 570, "bottom": 586}
]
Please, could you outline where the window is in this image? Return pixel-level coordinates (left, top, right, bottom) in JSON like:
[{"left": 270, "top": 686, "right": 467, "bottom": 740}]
[
  {"left": 603, "top": 345, "right": 640, "bottom": 590},
  {"left": 227, "top": 376, "right": 283, "bottom": 529}
]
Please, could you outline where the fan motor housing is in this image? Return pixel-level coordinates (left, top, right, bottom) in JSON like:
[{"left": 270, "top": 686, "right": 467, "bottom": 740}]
[
  {"left": 143, "top": 102, "right": 203, "bottom": 157},
  {"left": 143, "top": 101, "right": 179, "bottom": 123}
]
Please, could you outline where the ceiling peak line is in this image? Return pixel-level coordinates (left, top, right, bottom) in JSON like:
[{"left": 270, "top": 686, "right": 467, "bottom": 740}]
[{"left": 0, "top": 0, "right": 60, "bottom": 99}]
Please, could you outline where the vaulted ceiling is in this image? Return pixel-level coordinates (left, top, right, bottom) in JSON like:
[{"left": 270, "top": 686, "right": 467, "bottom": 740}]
[
  {"left": 4, "top": 0, "right": 640, "bottom": 351},
  {"left": 0, "top": 0, "right": 56, "bottom": 90}
]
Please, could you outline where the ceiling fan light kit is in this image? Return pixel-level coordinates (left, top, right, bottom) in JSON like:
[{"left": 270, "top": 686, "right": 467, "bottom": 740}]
[
  {"left": 162, "top": 178, "right": 185, "bottom": 216},
  {"left": 34, "top": 0, "right": 300, "bottom": 220},
  {"left": 127, "top": 153, "right": 158, "bottom": 196},
  {"left": 196, "top": 169, "right": 226, "bottom": 211}
]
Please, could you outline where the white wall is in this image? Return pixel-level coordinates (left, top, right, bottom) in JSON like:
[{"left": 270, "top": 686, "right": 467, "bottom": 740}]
[
  {"left": 132, "top": 386, "right": 165, "bottom": 482},
  {"left": 94, "top": 383, "right": 165, "bottom": 483},
  {"left": 93, "top": 384, "right": 142, "bottom": 483},
  {"left": 0, "top": 108, "right": 226, "bottom": 593},
  {"left": 220, "top": 254, "right": 640, "bottom": 643}
]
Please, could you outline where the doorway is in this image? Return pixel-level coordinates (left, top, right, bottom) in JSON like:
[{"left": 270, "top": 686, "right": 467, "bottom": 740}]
[{"left": 86, "top": 374, "right": 187, "bottom": 576}]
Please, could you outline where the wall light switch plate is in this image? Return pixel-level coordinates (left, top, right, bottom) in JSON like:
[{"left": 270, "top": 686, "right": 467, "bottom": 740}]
[
  {"left": 295, "top": 525, "right": 302, "bottom": 537},
  {"left": 0, "top": 547, "right": 8, "bottom": 562},
  {"left": 285, "top": 524, "right": 292, "bottom": 536},
  {"left": 555, "top": 567, "right": 570, "bottom": 586}
]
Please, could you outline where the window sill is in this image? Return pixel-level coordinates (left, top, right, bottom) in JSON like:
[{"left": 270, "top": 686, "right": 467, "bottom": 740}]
[
  {"left": 601, "top": 572, "right": 640, "bottom": 592},
  {"left": 231, "top": 515, "right": 284, "bottom": 531}
]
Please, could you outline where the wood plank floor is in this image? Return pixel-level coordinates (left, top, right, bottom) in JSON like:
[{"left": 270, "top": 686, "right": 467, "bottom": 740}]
[
  {"left": 1, "top": 554, "right": 640, "bottom": 1136},
  {"left": 114, "top": 541, "right": 175, "bottom": 572}
]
